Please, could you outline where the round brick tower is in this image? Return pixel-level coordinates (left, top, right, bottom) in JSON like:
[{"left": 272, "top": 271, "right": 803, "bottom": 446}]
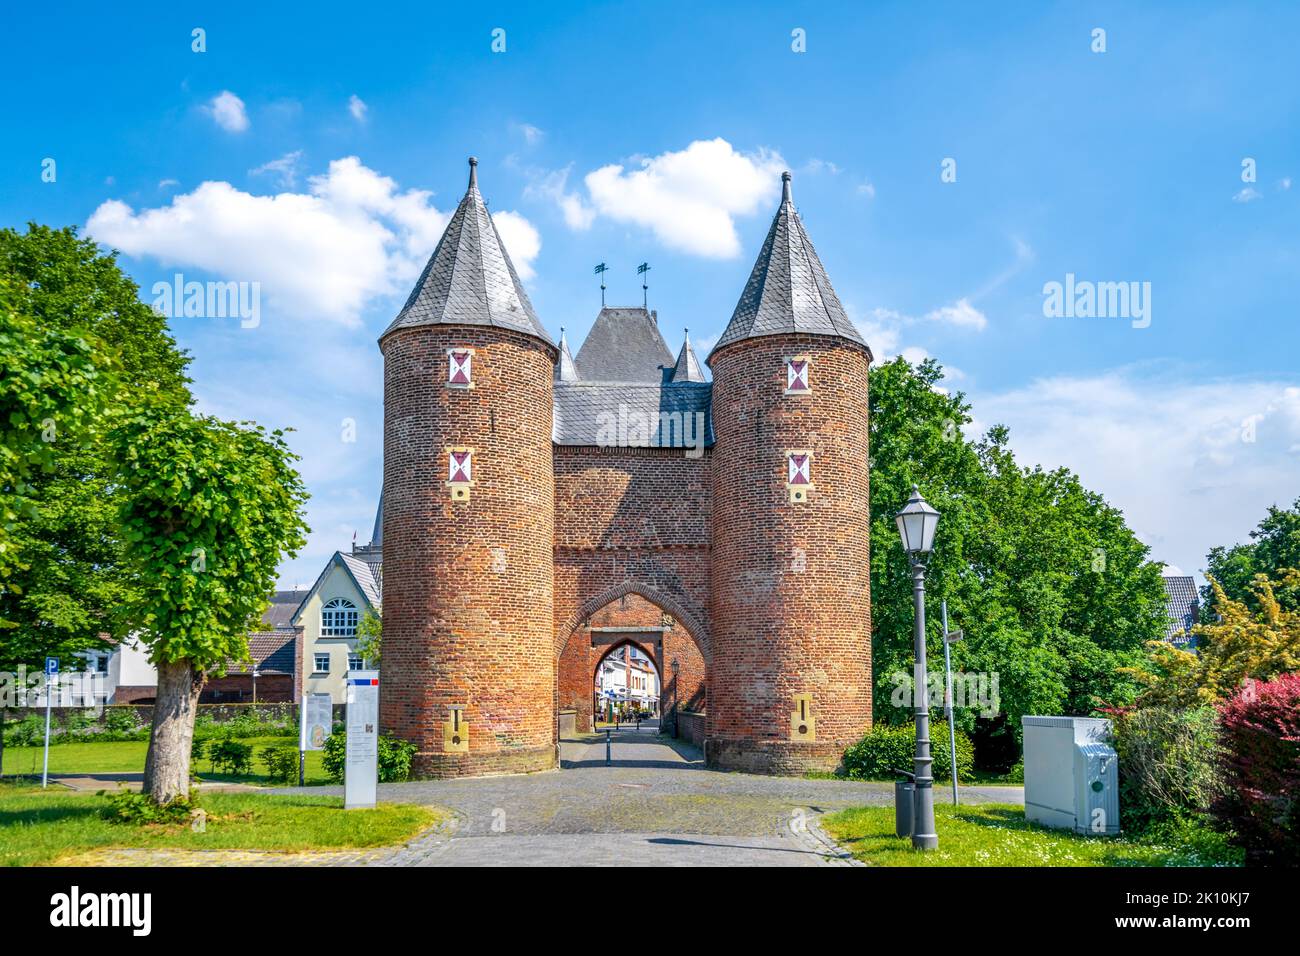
[
  {"left": 379, "top": 158, "right": 557, "bottom": 778},
  {"left": 707, "top": 171, "right": 873, "bottom": 774}
]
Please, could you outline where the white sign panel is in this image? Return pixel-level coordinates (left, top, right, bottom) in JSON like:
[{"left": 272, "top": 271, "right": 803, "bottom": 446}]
[
  {"left": 299, "top": 692, "right": 333, "bottom": 752},
  {"left": 344, "top": 670, "right": 379, "bottom": 809}
]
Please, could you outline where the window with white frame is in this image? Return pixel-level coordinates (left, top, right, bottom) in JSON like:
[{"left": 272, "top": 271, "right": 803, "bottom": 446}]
[
  {"left": 348, "top": 654, "right": 364, "bottom": 672},
  {"left": 313, "top": 653, "right": 330, "bottom": 674},
  {"left": 321, "top": 597, "right": 359, "bottom": 637}
]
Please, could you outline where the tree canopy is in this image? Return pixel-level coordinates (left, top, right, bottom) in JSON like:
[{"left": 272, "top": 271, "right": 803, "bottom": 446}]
[
  {"left": 1203, "top": 497, "right": 1300, "bottom": 614},
  {"left": 868, "top": 358, "right": 1167, "bottom": 762},
  {"left": 0, "top": 225, "right": 192, "bottom": 667}
]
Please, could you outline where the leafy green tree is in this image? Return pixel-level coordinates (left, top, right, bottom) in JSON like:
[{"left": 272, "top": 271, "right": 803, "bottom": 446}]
[
  {"left": 0, "top": 225, "right": 192, "bottom": 667},
  {"left": 1203, "top": 498, "right": 1300, "bottom": 614},
  {"left": 1130, "top": 572, "right": 1300, "bottom": 708},
  {"left": 355, "top": 608, "right": 382, "bottom": 667},
  {"left": 0, "top": 276, "right": 106, "bottom": 587},
  {"left": 112, "top": 407, "right": 309, "bottom": 804},
  {"left": 868, "top": 358, "right": 1167, "bottom": 764}
]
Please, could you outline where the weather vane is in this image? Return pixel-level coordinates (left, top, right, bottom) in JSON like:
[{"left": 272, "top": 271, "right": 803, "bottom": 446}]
[
  {"left": 637, "top": 262, "right": 651, "bottom": 308},
  {"left": 594, "top": 262, "right": 608, "bottom": 306}
]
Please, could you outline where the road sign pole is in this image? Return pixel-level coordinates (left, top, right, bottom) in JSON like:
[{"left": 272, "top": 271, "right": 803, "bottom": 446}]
[
  {"left": 941, "top": 603, "right": 959, "bottom": 805},
  {"left": 42, "top": 657, "right": 58, "bottom": 788}
]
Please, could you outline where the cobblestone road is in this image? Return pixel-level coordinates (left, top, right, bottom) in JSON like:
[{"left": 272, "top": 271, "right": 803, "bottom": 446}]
[{"left": 68, "top": 727, "right": 1024, "bottom": 867}]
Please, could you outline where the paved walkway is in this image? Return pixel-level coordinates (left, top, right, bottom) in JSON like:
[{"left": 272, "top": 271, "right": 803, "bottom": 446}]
[{"left": 66, "top": 726, "right": 1024, "bottom": 866}]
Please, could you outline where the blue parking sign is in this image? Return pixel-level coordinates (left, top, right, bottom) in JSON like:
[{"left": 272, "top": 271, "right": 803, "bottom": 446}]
[{"left": 45, "top": 657, "right": 59, "bottom": 676}]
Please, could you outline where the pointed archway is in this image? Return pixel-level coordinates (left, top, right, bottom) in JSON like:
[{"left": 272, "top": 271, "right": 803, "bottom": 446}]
[{"left": 557, "top": 587, "right": 707, "bottom": 738}]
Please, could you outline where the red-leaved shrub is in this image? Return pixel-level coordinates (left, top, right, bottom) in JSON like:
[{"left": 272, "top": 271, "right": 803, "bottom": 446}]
[{"left": 1213, "top": 674, "right": 1300, "bottom": 866}]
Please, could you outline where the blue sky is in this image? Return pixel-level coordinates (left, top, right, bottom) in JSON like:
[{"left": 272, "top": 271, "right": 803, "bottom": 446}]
[{"left": 4, "top": 1, "right": 1298, "bottom": 587}]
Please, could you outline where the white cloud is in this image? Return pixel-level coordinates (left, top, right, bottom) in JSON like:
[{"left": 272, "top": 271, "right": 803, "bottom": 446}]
[
  {"left": 158, "top": 178, "right": 179, "bottom": 190},
  {"left": 857, "top": 182, "right": 876, "bottom": 199},
  {"left": 206, "top": 91, "right": 249, "bottom": 133},
  {"left": 971, "top": 367, "right": 1300, "bottom": 581},
  {"left": 523, "top": 165, "right": 596, "bottom": 230},
  {"left": 87, "top": 156, "right": 540, "bottom": 326},
  {"left": 924, "top": 297, "right": 988, "bottom": 331},
  {"left": 249, "top": 150, "right": 303, "bottom": 189},
  {"left": 348, "top": 95, "right": 368, "bottom": 122},
  {"left": 802, "top": 158, "right": 841, "bottom": 175},
  {"left": 1279, "top": 177, "right": 1293, "bottom": 191},
  {"left": 567, "top": 139, "right": 785, "bottom": 258},
  {"left": 513, "top": 122, "right": 544, "bottom": 145},
  {"left": 1233, "top": 187, "right": 1262, "bottom": 203},
  {"left": 490, "top": 210, "right": 541, "bottom": 280}
]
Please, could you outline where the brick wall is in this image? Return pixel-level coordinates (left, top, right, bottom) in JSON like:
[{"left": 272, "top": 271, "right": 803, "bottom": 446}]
[
  {"left": 380, "top": 325, "right": 557, "bottom": 778},
  {"left": 707, "top": 335, "right": 873, "bottom": 773}
]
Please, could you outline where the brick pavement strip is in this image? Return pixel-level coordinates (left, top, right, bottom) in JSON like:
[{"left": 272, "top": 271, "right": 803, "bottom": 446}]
[{"left": 58, "top": 731, "right": 1021, "bottom": 867}]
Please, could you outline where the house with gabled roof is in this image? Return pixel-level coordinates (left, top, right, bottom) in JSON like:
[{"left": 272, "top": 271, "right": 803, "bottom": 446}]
[{"left": 289, "top": 512, "right": 383, "bottom": 702}]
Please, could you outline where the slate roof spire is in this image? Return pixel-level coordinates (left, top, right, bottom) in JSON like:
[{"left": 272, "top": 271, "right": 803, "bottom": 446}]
[
  {"left": 708, "top": 170, "right": 865, "bottom": 362},
  {"left": 380, "top": 157, "right": 554, "bottom": 348},
  {"left": 668, "top": 329, "right": 705, "bottom": 383},
  {"left": 555, "top": 327, "right": 580, "bottom": 381}
]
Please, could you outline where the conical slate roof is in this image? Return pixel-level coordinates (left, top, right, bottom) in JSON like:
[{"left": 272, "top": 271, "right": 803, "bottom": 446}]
[
  {"left": 668, "top": 330, "right": 705, "bottom": 383},
  {"left": 381, "top": 158, "right": 553, "bottom": 347},
  {"left": 708, "top": 171, "right": 864, "bottom": 361},
  {"left": 555, "top": 328, "right": 580, "bottom": 382}
]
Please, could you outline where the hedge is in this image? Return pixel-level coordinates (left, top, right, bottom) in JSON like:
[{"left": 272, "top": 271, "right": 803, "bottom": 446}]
[{"left": 843, "top": 723, "right": 975, "bottom": 782}]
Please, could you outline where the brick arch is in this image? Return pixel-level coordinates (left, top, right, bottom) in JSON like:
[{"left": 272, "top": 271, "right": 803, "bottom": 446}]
[{"left": 556, "top": 581, "right": 710, "bottom": 664}]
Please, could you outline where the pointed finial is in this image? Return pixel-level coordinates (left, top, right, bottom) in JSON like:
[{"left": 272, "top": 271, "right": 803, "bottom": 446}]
[
  {"left": 468, "top": 156, "right": 478, "bottom": 189},
  {"left": 781, "top": 170, "right": 793, "bottom": 204}
]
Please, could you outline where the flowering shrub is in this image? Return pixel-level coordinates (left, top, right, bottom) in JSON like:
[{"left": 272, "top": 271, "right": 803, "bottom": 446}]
[{"left": 1213, "top": 673, "right": 1300, "bottom": 865}]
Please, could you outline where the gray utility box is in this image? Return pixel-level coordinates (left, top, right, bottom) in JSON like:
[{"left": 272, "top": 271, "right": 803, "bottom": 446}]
[{"left": 1022, "top": 716, "right": 1120, "bottom": 835}]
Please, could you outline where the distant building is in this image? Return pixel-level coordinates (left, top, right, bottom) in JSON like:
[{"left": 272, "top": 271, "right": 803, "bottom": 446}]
[
  {"left": 290, "top": 528, "right": 382, "bottom": 703},
  {"left": 1162, "top": 574, "right": 1200, "bottom": 649}
]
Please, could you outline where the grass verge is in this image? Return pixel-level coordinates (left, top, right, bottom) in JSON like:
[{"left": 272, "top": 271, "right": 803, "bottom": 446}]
[
  {"left": 1, "top": 736, "right": 331, "bottom": 785},
  {"left": 0, "top": 781, "right": 441, "bottom": 866},
  {"left": 822, "top": 802, "right": 1242, "bottom": 867}
]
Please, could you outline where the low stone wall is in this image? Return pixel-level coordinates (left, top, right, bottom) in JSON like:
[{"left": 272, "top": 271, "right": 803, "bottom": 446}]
[
  {"left": 677, "top": 710, "right": 706, "bottom": 748},
  {"left": 558, "top": 709, "right": 577, "bottom": 737}
]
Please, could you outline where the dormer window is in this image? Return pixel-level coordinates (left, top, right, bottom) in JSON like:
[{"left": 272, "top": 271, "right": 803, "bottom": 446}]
[
  {"left": 785, "top": 355, "right": 811, "bottom": 394},
  {"left": 322, "top": 597, "right": 359, "bottom": 637},
  {"left": 447, "top": 348, "right": 474, "bottom": 388}
]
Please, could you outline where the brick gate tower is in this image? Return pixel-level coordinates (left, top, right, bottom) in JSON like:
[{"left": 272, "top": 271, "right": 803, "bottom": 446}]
[
  {"left": 379, "top": 158, "right": 558, "bottom": 777},
  {"left": 706, "top": 171, "right": 874, "bottom": 773}
]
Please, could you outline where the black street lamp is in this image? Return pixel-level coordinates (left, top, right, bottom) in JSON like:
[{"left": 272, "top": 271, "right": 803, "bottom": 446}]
[{"left": 895, "top": 485, "right": 940, "bottom": 850}]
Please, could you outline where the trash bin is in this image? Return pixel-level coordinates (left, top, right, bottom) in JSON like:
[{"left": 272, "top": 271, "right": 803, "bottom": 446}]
[{"left": 893, "top": 769, "right": 915, "bottom": 838}]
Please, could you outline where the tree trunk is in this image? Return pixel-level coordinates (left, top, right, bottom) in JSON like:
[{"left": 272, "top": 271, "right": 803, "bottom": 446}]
[{"left": 142, "top": 659, "right": 203, "bottom": 804}]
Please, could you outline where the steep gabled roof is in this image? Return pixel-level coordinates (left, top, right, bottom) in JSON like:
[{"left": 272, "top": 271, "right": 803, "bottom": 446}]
[
  {"left": 668, "top": 330, "right": 706, "bottom": 383},
  {"left": 1162, "top": 575, "right": 1200, "bottom": 642},
  {"left": 709, "top": 171, "right": 865, "bottom": 361},
  {"left": 380, "top": 158, "right": 553, "bottom": 348},
  {"left": 573, "top": 307, "right": 674, "bottom": 382},
  {"left": 290, "top": 551, "right": 381, "bottom": 627}
]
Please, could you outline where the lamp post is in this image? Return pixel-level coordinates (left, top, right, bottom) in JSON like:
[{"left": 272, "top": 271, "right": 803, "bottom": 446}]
[{"left": 895, "top": 485, "right": 940, "bottom": 850}]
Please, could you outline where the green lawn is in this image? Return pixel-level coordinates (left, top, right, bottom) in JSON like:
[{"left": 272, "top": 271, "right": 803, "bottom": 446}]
[
  {"left": 0, "top": 782, "right": 442, "bottom": 866},
  {"left": 823, "top": 803, "right": 1242, "bottom": 867},
  {"left": 0, "top": 736, "right": 333, "bottom": 786}
]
